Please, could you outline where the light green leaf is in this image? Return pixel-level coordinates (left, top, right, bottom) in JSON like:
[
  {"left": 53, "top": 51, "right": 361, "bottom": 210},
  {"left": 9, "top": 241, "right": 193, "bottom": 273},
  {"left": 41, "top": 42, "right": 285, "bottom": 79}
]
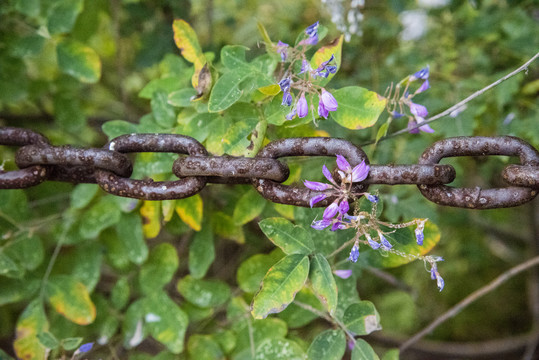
[
  {"left": 382, "top": 349, "right": 400, "bottom": 360},
  {"left": 61, "top": 337, "right": 82, "bottom": 351},
  {"left": 177, "top": 275, "right": 231, "bottom": 308},
  {"left": 144, "top": 291, "right": 189, "bottom": 354},
  {"left": 57, "top": 40, "right": 101, "bottom": 83},
  {"left": 254, "top": 338, "right": 306, "bottom": 360},
  {"left": 212, "top": 212, "right": 244, "bottom": 244},
  {"left": 0, "top": 251, "right": 22, "bottom": 278},
  {"left": 53, "top": 94, "right": 85, "bottom": 132},
  {"left": 343, "top": 301, "right": 382, "bottom": 336},
  {"left": 233, "top": 318, "right": 288, "bottom": 358},
  {"left": 188, "top": 223, "right": 215, "bottom": 279},
  {"left": 237, "top": 249, "right": 283, "bottom": 293},
  {"left": 14, "top": 300, "right": 48, "bottom": 360},
  {"left": 152, "top": 90, "right": 177, "bottom": 128},
  {"left": 358, "top": 222, "right": 441, "bottom": 268},
  {"left": 139, "top": 243, "right": 179, "bottom": 294},
  {"left": 187, "top": 335, "right": 224, "bottom": 360},
  {"left": 234, "top": 189, "right": 266, "bottom": 225},
  {"left": 259, "top": 218, "right": 315, "bottom": 255},
  {"left": 331, "top": 86, "right": 387, "bottom": 130},
  {"left": 102, "top": 120, "right": 138, "bottom": 140},
  {"left": 122, "top": 299, "right": 147, "bottom": 349},
  {"left": 36, "top": 331, "right": 59, "bottom": 350},
  {"left": 45, "top": 275, "right": 96, "bottom": 325},
  {"left": 116, "top": 212, "right": 148, "bottom": 265},
  {"left": 278, "top": 288, "right": 323, "bottom": 328},
  {"left": 251, "top": 254, "right": 310, "bottom": 319},
  {"left": 351, "top": 339, "right": 380, "bottom": 360},
  {"left": 79, "top": 197, "right": 121, "bottom": 239},
  {"left": 70, "top": 184, "right": 99, "bottom": 209},
  {"left": 309, "top": 254, "right": 338, "bottom": 315},
  {"left": 307, "top": 329, "right": 346, "bottom": 360},
  {"left": 111, "top": 277, "right": 130, "bottom": 310},
  {"left": 376, "top": 121, "right": 390, "bottom": 144},
  {"left": 139, "top": 77, "right": 184, "bottom": 99},
  {"left": 208, "top": 70, "right": 249, "bottom": 112},
  {"left": 168, "top": 88, "right": 198, "bottom": 107}
]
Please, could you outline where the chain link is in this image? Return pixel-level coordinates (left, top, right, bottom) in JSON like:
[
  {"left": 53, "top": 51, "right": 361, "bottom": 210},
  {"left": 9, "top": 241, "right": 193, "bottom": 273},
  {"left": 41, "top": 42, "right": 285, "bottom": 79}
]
[{"left": 1, "top": 127, "right": 537, "bottom": 209}]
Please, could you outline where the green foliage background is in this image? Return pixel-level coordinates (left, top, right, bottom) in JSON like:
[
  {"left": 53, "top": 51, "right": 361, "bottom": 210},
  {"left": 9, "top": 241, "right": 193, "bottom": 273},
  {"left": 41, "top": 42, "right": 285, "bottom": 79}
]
[{"left": 0, "top": 0, "right": 538, "bottom": 359}]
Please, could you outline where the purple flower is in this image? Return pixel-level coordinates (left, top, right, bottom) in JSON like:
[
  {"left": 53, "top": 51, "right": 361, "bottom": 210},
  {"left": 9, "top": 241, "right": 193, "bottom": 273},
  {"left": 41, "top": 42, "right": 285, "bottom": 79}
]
[
  {"left": 323, "top": 202, "right": 339, "bottom": 220},
  {"left": 331, "top": 220, "right": 346, "bottom": 231},
  {"left": 415, "top": 227, "right": 424, "bottom": 246},
  {"left": 278, "top": 77, "right": 291, "bottom": 92},
  {"left": 299, "top": 21, "right": 319, "bottom": 45},
  {"left": 349, "top": 242, "right": 360, "bottom": 262},
  {"left": 300, "top": 59, "right": 312, "bottom": 74},
  {"left": 312, "top": 219, "right": 332, "bottom": 230},
  {"left": 334, "top": 269, "right": 353, "bottom": 279},
  {"left": 350, "top": 160, "right": 369, "bottom": 182},
  {"left": 412, "top": 66, "right": 429, "bottom": 81},
  {"left": 322, "top": 165, "right": 336, "bottom": 185},
  {"left": 285, "top": 108, "right": 296, "bottom": 120},
  {"left": 276, "top": 41, "right": 289, "bottom": 62},
  {"left": 416, "top": 79, "right": 430, "bottom": 94},
  {"left": 408, "top": 118, "right": 434, "bottom": 134},
  {"left": 282, "top": 91, "right": 292, "bottom": 106},
  {"left": 338, "top": 199, "right": 349, "bottom": 214},
  {"left": 297, "top": 93, "right": 308, "bottom": 118},
  {"left": 320, "top": 89, "right": 338, "bottom": 111},
  {"left": 392, "top": 111, "right": 404, "bottom": 119},
  {"left": 366, "top": 194, "right": 379, "bottom": 203},
  {"left": 74, "top": 342, "right": 94, "bottom": 355},
  {"left": 409, "top": 102, "right": 428, "bottom": 118},
  {"left": 318, "top": 100, "right": 329, "bottom": 119},
  {"left": 367, "top": 236, "right": 381, "bottom": 250},
  {"left": 430, "top": 265, "right": 445, "bottom": 292},
  {"left": 314, "top": 54, "right": 338, "bottom": 78},
  {"left": 379, "top": 233, "right": 392, "bottom": 249}
]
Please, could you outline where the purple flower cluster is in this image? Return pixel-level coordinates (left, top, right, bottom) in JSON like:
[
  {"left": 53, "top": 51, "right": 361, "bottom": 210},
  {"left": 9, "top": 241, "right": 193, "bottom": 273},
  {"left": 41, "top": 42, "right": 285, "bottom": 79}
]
[
  {"left": 406, "top": 66, "right": 433, "bottom": 133},
  {"left": 275, "top": 22, "right": 340, "bottom": 121},
  {"left": 429, "top": 257, "right": 445, "bottom": 291}
]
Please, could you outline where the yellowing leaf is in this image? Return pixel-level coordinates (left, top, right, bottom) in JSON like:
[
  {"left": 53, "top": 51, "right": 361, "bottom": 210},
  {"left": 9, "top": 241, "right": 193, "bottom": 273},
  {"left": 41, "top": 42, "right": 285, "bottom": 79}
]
[
  {"left": 172, "top": 19, "right": 207, "bottom": 88},
  {"left": 46, "top": 275, "right": 96, "bottom": 325},
  {"left": 258, "top": 84, "right": 281, "bottom": 96},
  {"left": 140, "top": 201, "right": 161, "bottom": 238},
  {"left": 57, "top": 40, "right": 101, "bottom": 84},
  {"left": 162, "top": 200, "right": 176, "bottom": 223},
  {"left": 332, "top": 86, "right": 387, "bottom": 130},
  {"left": 14, "top": 300, "right": 48, "bottom": 359},
  {"left": 175, "top": 194, "right": 203, "bottom": 231}
]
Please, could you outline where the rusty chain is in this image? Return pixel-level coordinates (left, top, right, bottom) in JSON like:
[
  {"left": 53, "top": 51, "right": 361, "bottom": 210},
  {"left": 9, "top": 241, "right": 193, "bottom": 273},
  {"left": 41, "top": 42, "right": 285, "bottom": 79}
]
[{"left": 0, "top": 127, "right": 537, "bottom": 209}]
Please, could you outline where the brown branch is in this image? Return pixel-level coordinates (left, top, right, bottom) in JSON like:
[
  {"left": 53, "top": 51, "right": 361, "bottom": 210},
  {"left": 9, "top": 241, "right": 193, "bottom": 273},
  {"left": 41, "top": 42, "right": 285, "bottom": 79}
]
[{"left": 400, "top": 255, "right": 539, "bottom": 352}]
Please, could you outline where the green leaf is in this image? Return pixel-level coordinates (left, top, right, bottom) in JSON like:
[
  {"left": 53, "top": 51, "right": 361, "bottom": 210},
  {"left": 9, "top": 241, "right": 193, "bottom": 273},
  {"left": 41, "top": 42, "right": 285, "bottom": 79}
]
[
  {"left": 331, "top": 86, "right": 387, "bottom": 130},
  {"left": 307, "top": 329, "right": 346, "bottom": 360},
  {"left": 3, "top": 234, "right": 44, "bottom": 272},
  {"left": 144, "top": 291, "right": 189, "bottom": 354},
  {"left": 102, "top": 120, "right": 138, "bottom": 139},
  {"left": 13, "top": 0, "right": 40, "bottom": 17},
  {"left": 53, "top": 94, "right": 85, "bottom": 132},
  {"left": 122, "top": 299, "right": 147, "bottom": 349},
  {"left": 152, "top": 90, "right": 177, "bottom": 128},
  {"left": 188, "top": 223, "right": 215, "bottom": 279},
  {"left": 45, "top": 275, "right": 96, "bottom": 325},
  {"left": 259, "top": 218, "right": 315, "bottom": 255},
  {"left": 57, "top": 40, "right": 101, "bottom": 83},
  {"left": 251, "top": 254, "right": 310, "bottom": 319},
  {"left": 351, "top": 339, "right": 380, "bottom": 360},
  {"left": 14, "top": 300, "right": 48, "bottom": 360},
  {"left": 70, "top": 184, "right": 99, "bottom": 209},
  {"left": 61, "top": 337, "right": 82, "bottom": 351},
  {"left": 212, "top": 212, "right": 244, "bottom": 244},
  {"left": 233, "top": 318, "right": 288, "bottom": 358},
  {"left": 79, "top": 197, "right": 121, "bottom": 239},
  {"left": 116, "top": 212, "right": 148, "bottom": 265},
  {"left": 375, "top": 121, "right": 390, "bottom": 144},
  {"left": 309, "top": 254, "right": 338, "bottom": 315},
  {"left": 254, "top": 338, "right": 306, "bottom": 360},
  {"left": 237, "top": 249, "right": 284, "bottom": 293},
  {"left": 278, "top": 288, "right": 323, "bottom": 328},
  {"left": 0, "top": 251, "right": 22, "bottom": 278},
  {"left": 54, "top": 242, "right": 102, "bottom": 292},
  {"left": 168, "top": 88, "right": 198, "bottom": 107},
  {"left": 309, "top": 35, "right": 344, "bottom": 86},
  {"left": 187, "top": 335, "right": 224, "bottom": 360},
  {"left": 36, "top": 331, "right": 59, "bottom": 350},
  {"left": 139, "top": 77, "right": 184, "bottom": 99},
  {"left": 208, "top": 70, "right": 249, "bottom": 112},
  {"left": 111, "top": 277, "right": 130, "bottom": 310},
  {"left": 358, "top": 222, "right": 441, "bottom": 268},
  {"left": 213, "top": 329, "right": 236, "bottom": 355},
  {"left": 47, "top": 0, "right": 83, "bottom": 35},
  {"left": 0, "top": 278, "right": 40, "bottom": 306},
  {"left": 343, "top": 301, "right": 382, "bottom": 336},
  {"left": 177, "top": 275, "right": 231, "bottom": 308},
  {"left": 175, "top": 194, "right": 203, "bottom": 231},
  {"left": 139, "top": 243, "right": 179, "bottom": 294},
  {"left": 335, "top": 275, "right": 361, "bottom": 320}
]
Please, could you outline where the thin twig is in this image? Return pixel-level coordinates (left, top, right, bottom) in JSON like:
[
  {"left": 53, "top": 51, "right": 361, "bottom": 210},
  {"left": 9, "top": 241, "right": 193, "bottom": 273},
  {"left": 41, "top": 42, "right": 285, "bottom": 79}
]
[
  {"left": 400, "top": 255, "right": 539, "bottom": 352},
  {"left": 365, "top": 51, "right": 539, "bottom": 145}
]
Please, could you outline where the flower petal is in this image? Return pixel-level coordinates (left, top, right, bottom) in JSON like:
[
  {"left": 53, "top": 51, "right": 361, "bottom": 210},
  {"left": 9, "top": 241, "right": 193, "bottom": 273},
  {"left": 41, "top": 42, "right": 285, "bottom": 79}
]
[
  {"left": 415, "top": 227, "right": 424, "bottom": 246},
  {"left": 379, "top": 234, "right": 392, "bottom": 249},
  {"left": 304, "top": 180, "right": 331, "bottom": 191},
  {"left": 333, "top": 269, "right": 353, "bottom": 279},
  {"left": 322, "top": 165, "right": 336, "bottom": 184},
  {"left": 338, "top": 199, "right": 349, "bottom": 214},
  {"left": 321, "top": 89, "right": 338, "bottom": 111},
  {"left": 351, "top": 161, "right": 370, "bottom": 182},
  {"left": 297, "top": 93, "right": 308, "bottom": 118},
  {"left": 311, "top": 219, "right": 332, "bottom": 230},
  {"left": 323, "top": 202, "right": 339, "bottom": 220},
  {"left": 309, "top": 194, "right": 327, "bottom": 208},
  {"left": 336, "top": 155, "right": 351, "bottom": 172},
  {"left": 318, "top": 100, "right": 329, "bottom": 118},
  {"left": 366, "top": 194, "right": 379, "bottom": 203},
  {"left": 410, "top": 102, "right": 428, "bottom": 118},
  {"left": 349, "top": 243, "right": 360, "bottom": 262}
]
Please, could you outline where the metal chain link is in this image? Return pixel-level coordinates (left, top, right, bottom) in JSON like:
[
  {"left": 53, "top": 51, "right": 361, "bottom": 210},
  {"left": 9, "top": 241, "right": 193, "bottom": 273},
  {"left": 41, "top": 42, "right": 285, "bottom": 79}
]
[{"left": 1, "top": 127, "right": 537, "bottom": 209}]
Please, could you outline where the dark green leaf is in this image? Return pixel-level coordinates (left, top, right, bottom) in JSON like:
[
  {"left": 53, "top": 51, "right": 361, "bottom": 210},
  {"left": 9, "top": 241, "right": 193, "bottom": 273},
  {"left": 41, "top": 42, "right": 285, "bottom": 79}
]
[
  {"left": 343, "top": 301, "right": 382, "bottom": 336},
  {"left": 307, "top": 329, "right": 346, "bottom": 360},
  {"left": 139, "top": 243, "right": 179, "bottom": 294},
  {"left": 187, "top": 335, "right": 224, "bottom": 360},
  {"left": 111, "top": 277, "right": 130, "bottom": 310},
  {"left": 188, "top": 223, "right": 215, "bottom": 279},
  {"left": 102, "top": 120, "right": 138, "bottom": 140},
  {"left": 351, "top": 339, "right": 380, "bottom": 360},
  {"left": 115, "top": 212, "right": 148, "bottom": 265},
  {"left": 79, "top": 197, "right": 121, "bottom": 239},
  {"left": 177, "top": 275, "right": 231, "bottom": 308},
  {"left": 47, "top": 0, "right": 83, "bottom": 35}
]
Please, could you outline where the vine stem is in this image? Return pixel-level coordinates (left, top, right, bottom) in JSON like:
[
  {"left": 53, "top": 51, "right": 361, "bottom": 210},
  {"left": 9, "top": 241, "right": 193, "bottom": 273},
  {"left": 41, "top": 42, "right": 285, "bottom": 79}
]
[
  {"left": 400, "top": 255, "right": 539, "bottom": 352},
  {"left": 365, "top": 51, "right": 539, "bottom": 145}
]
